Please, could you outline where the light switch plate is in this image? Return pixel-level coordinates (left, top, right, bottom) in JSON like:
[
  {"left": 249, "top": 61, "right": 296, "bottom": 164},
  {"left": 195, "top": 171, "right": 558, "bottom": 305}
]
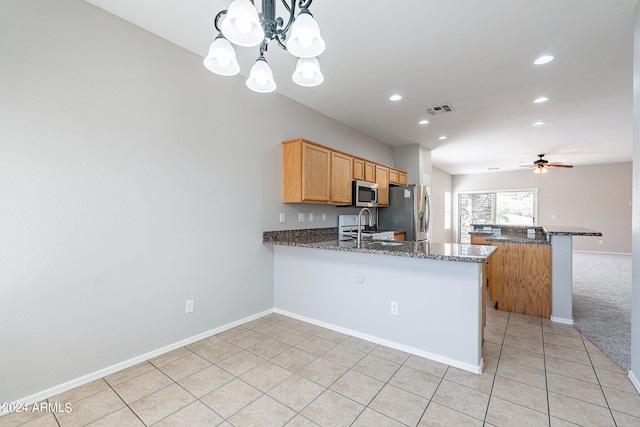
[{"left": 298, "top": 213, "right": 305, "bottom": 222}]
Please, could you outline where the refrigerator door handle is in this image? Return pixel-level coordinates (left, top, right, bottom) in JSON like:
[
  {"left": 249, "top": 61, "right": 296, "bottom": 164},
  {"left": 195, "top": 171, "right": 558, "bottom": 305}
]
[{"left": 425, "top": 190, "right": 431, "bottom": 238}]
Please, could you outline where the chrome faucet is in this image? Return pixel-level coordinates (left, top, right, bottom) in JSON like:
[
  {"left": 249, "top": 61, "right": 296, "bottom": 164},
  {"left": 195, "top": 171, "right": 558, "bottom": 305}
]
[{"left": 357, "top": 207, "right": 374, "bottom": 248}]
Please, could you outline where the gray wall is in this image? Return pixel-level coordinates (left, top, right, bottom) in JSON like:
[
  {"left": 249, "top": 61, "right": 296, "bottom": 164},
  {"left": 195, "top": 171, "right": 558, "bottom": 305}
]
[
  {"left": 430, "top": 167, "right": 454, "bottom": 243},
  {"left": 0, "top": 0, "right": 393, "bottom": 403},
  {"left": 452, "top": 163, "right": 632, "bottom": 253},
  {"left": 630, "top": 0, "right": 640, "bottom": 392}
]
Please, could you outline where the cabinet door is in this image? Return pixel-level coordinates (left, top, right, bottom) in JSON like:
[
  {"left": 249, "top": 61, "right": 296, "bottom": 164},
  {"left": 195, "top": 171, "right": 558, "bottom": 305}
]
[
  {"left": 375, "top": 164, "right": 389, "bottom": 206},
  {"left": 364, "top": 162, "right": 376, "bottom": 182},
  {"left": 389, "top": 169, "right": 399, "bottom": 185},
  {"left": 398, "top": 172, "right": 407, "bottom": 186},
  {"left": 353, "top": 158, "right": 365, "bottom": 181},
  {"left": 331, "top": 152, "right": 353, "bottom": 204},
  {"left": 302, "top": 143, "right": 331, "bottom": 202}
]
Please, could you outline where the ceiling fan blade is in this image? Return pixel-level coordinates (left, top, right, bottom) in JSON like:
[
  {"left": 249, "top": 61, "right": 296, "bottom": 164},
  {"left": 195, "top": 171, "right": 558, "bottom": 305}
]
[
  {"left": 519, "top": 165, "right": 536, "bottom": 169},
  {"left": 547, "top": 164, "right": 574, "bottom": 168}
]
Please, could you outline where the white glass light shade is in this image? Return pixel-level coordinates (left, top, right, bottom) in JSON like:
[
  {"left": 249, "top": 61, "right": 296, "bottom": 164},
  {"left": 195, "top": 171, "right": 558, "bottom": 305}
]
[
  {"left": 203, "top": 37, "right": 240, "bottom": 76},
  {"left": 221, "top": 0, "right": 264, "bottom": 47},
  {"left": 292, "top": 57, "right": 323, "bottom": 87},
  {"left": 246, "top": 58, "right": 276, "bottom": 93},
  {"left": 534, "top": 166, "right": 548, "bottom": 174},
  {"left": 287, "top": 10, "right": 325, "bottom": 58}
]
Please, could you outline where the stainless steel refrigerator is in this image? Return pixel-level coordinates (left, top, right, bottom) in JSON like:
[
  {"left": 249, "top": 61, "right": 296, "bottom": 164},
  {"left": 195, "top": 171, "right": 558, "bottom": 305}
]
[{"left": 378, "top": 185, "right": 430, "bottom": 241}]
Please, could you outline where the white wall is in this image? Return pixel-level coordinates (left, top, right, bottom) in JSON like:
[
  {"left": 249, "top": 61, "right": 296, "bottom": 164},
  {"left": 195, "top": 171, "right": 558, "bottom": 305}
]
[
  {"left": 452, "top": 163, "right": 632, "bottom": 253},
  {"left": 430, "top": 167, "right": 454, "bottom": 243},
  {"left": 630, "top": 0, "right": 640, "bottom": 391},
  {"left": 0, "top": 0, "right": 393, "bottom": 403}
]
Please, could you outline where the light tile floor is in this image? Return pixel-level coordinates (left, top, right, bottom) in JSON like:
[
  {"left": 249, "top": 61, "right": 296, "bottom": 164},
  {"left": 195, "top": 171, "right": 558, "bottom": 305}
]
[{"left": 3, "top": 304, "right": 640, "bottom": 426}]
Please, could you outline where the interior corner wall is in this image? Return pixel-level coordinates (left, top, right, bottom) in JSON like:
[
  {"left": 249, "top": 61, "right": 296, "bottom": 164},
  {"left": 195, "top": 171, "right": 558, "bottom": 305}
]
[
  {"left": 430, "top": 168, "right": 454, "bottom": 243},
  {"left": 452, "top": 163, "right": 632, "bottom": 253},
  {"left": 629, "top": 0, "right": 640, "bottom": 392},
  {"left": 392, "top": 144, "right": 433, "bottom": 186},
  {"left": 0, "top": 0, "right": 392, "bottom": 403}
]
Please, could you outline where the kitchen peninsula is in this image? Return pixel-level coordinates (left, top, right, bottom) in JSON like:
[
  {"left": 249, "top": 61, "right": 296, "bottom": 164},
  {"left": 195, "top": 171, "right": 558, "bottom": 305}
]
[{"left": 264, "top": 229, "right": 496, "bottom": 374}]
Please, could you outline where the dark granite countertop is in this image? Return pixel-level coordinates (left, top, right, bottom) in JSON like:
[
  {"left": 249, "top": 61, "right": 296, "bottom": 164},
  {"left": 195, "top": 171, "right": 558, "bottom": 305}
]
[
  {"left": 469, "top": 224, "right": 601, "bottom": 243},
  {"left": 485, "top": 234, "right": 550, "bottom": 245},
  {"left": 542, "top": 226, "right": 602, "bottom": 236},
  {"left": 263, "top": 229, "right": 496, "bottom": 264}
]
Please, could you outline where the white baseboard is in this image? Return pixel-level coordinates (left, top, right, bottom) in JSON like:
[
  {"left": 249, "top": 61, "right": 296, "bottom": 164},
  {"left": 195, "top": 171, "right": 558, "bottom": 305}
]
[
  {"left": 550, "top": 315, "right": 574, "bottom": 325},
  {"left": 573, "top": 250, "right": 631, "bottom": 256},
  {"left": 274, "top": 308, "right": 483, "bottom": 374},
  {"left": 4, "top": 309, "right": 274, "bottom": 412},
  {"left": 629, "top": 370, "right": 640, "bottom": 394}
]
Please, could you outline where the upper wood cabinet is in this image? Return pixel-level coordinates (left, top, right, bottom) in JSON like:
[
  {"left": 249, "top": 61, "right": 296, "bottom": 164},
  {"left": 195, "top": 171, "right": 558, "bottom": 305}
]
[
  {"left": 389, "top": 169, "right": 407, "bottom": 186},
  {"left": 375, "top": 164, "right": 389, "bottom": 207},
  {"left": 352, "top": 158, "right": 365, "bottom": 181},
  {"left": 331, "top": 151, "right": 353, "bottom": 204},
  {"left": 283, "top": 139, "right": 352, "bottom": 204},
  {"left": 364, "top": 162, "right": 376, "bottom": 183},
  {"left": 282, "top": 138, "right": 405, "bottom": 205}
]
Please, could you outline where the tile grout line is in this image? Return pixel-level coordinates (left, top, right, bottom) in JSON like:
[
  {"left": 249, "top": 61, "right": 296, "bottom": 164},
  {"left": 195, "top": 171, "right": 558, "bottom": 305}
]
[{"left": 583, "top": 332, "right": 619, "bottom": 426}]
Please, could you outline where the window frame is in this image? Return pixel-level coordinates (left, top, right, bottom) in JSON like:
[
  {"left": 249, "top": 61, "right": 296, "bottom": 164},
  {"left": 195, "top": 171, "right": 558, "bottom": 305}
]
[{"left": 458, "top": 188, "right": 538, "bottom": 243}]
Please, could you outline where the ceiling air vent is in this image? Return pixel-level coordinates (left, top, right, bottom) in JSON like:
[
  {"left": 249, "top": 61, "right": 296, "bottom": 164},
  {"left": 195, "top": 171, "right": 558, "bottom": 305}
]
[{"left": 425, "top": 104, "right": 454, "bottom": 115}]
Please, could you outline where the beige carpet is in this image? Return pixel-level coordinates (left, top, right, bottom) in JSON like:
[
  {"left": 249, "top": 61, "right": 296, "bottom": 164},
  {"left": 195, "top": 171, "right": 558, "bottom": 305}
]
[{"left": 572, "top": 251, "right": 632, "bottom": 371}]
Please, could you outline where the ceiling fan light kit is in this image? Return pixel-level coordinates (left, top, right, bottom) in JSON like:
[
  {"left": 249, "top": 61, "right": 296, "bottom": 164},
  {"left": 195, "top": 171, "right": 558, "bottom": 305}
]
[
  {"left": 204, "top": 0, "right": 325, "bottom": 93},
  {"left": 522, "top": 154, "right": 574, "bottom": 174}
]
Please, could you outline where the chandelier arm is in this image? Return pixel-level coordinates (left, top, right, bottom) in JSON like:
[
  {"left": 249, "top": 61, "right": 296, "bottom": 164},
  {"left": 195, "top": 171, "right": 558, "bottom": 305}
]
[
  {"left": 275, "top": 36, "right": 287, "bottom": 50},
  {"left": 298, "top": 0, "right": 313, "bottom": 9},
  {"left": 213, "top": 10, "right": 227, "bottom": 32},
  {"left": 275, "top": 0, "right": 296, "bottom": 38}
]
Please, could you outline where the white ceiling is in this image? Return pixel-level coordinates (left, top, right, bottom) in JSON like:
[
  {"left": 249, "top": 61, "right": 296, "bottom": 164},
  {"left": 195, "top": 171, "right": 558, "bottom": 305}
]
[{"left": 85, "top": 0, "right": 636, "bottom": 175}]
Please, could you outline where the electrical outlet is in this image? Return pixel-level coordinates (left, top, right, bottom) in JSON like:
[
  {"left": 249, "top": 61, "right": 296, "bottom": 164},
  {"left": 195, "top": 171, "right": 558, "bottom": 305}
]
[
  {"left": 322, "top": 213, "right": 326, "bottom": 221},
  {"left": 308, "top": 213, "right": 313, "bottom": 222},
  {"left": 185, "top": 300, "right": 194, "bottom": 314},
  {"left": 598, "top": 239, "right": 604, "bottom": 245},
  {"left": 298, "top": 213, "right": 305, "bottom": 222},
  {"left": 279, "top": 213, "right": 286, "bottom": 223},
  {"left": 390, "top": 301, "right": 399, "bottom": 316}
]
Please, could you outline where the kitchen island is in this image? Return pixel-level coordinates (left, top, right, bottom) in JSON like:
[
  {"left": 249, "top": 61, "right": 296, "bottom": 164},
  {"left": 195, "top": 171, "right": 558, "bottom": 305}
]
[
  {"left": 264, "top": 229, "right": 496, "bottom": 374},
  {"left": 469, "top": 224, "right": 602, "bottom": 324}
]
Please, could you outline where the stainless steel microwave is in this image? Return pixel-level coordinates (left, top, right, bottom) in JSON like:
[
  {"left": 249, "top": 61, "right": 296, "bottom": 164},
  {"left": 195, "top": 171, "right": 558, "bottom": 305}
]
[{"left": 352, "top": 180, "right": 379, "bottom": 207}]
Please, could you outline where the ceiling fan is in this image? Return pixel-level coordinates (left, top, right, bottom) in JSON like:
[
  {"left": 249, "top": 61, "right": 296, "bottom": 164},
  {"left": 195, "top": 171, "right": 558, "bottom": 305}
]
[{"left": 520, "top": 154, "right": 574, "bottom": 174}]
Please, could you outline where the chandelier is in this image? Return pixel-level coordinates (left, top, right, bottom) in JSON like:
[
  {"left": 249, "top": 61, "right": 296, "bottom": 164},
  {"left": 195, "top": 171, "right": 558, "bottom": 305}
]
[{"left": 203, "top": 0, "right": 325, "bottom": 93}]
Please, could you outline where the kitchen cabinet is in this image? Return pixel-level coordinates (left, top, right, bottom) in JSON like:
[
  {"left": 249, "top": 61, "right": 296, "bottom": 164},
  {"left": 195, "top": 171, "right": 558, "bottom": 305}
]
[
  {"left": 398, "top": 171, "right": 407, "bottom": 186},
  {"left": 282, "top": 138, "right": 405, "bottom": 206},
  {"left": 331, "top": 151, "right": 353, "bottom": 204},
  {"left": 283, "top": 139, "right": 330, "bottom": 203},
  {"left": 353, "top": 158, "right": 365, "bottom": 181},
  {"left": 364, "top": 162, "right": 376, "bottom": 183},
  {"left": 375, "top": 164, "right": 389, "bottom": 206},
  {"left": 282, "top": 139, "right": 354, "bottom": 204},
  {"left": 470, "top": 235, "right": 491, "bottom": 245},
  {"left": 389, "top": 169, "right": 407, "bottom": 186},
  {"left": 488, "top": 242, "right": 551, "bottom": 318}
]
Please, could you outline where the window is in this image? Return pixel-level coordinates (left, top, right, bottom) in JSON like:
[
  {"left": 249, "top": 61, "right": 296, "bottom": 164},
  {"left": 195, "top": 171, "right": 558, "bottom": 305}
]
[{"left": 458, "top": 190, "right": 537, "bottom": 243}]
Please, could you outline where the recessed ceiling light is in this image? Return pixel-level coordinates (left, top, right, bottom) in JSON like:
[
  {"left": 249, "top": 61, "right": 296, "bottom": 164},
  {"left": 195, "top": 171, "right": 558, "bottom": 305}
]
[
  {"left": 418, "top": 119, "right": 429, "bottom": 125},
  {"left": 534, "top": 96, "right": 549, "bottom": 103},
  {"left": 534, "top": 55, "right": 554, "bottom": 65},
  {"left": 389, "top": 94, "right": 402, "bottom": 101},
  {"left": 532, "top": 121, "right": 546, "bottom": 126},
  {"left": 438, "top": 136, "right": 447, "bottom": 140}
]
